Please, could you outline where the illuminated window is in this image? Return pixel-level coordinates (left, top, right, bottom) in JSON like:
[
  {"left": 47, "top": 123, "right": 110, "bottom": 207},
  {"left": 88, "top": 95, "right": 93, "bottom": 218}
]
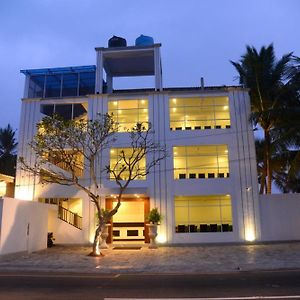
[
  {"left": 108, "top": 99, "right": 148, "bottom": 131},
  {"left": 173, "top": 145, "right": 229, "bottom": 179},
  {"left": 110, "top": 148, "right": 146, "bottom": 180},
  {"left": 44, "top": 150, "right": 84, "bottom": 177},
  {"left": 40, "top": 103, "right": 88, "bottom": 121},
  {"left": 169, "top": 97, "right": 230, "bottom": 130},
  {"left": 175, "top": 195, "right": 233, "bottom": 233}
]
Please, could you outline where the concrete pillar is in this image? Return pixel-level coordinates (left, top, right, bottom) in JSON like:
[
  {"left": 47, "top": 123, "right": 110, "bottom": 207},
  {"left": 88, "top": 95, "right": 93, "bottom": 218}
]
[
  {"left": 154, "top": 47, "right": 163, "bottom": 91},
  {"left": 95, "top": 50, "right": 103, "bottom": 94}
]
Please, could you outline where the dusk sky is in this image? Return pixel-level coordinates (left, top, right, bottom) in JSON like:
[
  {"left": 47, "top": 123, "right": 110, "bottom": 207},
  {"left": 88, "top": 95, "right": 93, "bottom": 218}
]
[{"left": 0, "top": 0, "right": 299, "bottom": 132}]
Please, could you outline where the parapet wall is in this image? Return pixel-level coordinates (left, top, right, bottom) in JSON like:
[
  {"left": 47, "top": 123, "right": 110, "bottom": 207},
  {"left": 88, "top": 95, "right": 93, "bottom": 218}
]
[
  {"left": 259, "top": 193, "right": 300, "bottom": 242},
  {"left": 0, "top": 197, "right": 48, "bottom": 256}
]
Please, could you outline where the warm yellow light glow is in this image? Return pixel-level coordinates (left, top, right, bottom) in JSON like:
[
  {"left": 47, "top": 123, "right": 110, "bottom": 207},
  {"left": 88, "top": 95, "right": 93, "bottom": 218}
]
[
  {"left": 110, "top": 149, "right": 115, "bottom": 154},
  {"left": 0, "top": 182, "right": 6, "bottom": 197},
  {"left": 223, "top": 105, "right": 229, "bottom": 110},
  {"left": 113, "top": 101, "right": 117, "bottom": 106},
  {"left": 141, "top": 100, "right": 145, "bottom": 104},
  {"left": 143, "top": 109, "right": 147, "bottom": 112},
  {"left": 15, "top": 186, "right": 33, "bottom": 201},
  {"left": 225, "top": 150, "right": 228, "bottom": 153},
  {"left": 172, "top": 98, "right": 177, "bottom": 103},
  {"left": 156, "top": 233, "right": 167, "bottom": 244},
  {"left": 245, "top": 228, "right": 256, "bottom": 242},
  {"left": 174, "top": 152, "right": 177, "bottom": 155},
  {"left": 172, "top": 108, "right": 176, "bottom": 112}
]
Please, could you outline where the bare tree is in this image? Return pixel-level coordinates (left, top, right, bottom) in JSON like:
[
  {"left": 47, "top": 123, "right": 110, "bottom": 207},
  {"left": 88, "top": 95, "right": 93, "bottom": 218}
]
[{"left": 19, "top": 114, "right": 167, "bottom": 256}]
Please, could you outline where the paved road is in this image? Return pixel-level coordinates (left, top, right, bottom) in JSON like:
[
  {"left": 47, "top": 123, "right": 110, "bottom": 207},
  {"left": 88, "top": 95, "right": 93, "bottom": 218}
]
[{"left": 1, "top": 270, "right": 300, "bottom": 300}]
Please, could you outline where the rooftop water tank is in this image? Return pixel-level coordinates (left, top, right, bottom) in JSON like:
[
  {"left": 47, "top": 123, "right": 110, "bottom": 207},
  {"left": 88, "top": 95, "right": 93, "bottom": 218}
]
[
  {"left": 135, "top": 35, "right": 154, "bottom": 46},
  {"left": 108, "top": 36, "right": 127, "bottom": 48}
]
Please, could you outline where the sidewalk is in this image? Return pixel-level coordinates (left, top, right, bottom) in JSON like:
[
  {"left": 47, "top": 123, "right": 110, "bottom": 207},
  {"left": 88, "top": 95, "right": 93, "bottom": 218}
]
[{"left": 1, "top": 242, "right": 300, "bottom": 274}]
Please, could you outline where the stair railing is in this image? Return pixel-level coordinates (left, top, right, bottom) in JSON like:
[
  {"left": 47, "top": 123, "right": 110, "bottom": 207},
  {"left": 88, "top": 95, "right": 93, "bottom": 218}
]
[{"left": 58, "top": 206, "right": 82, "bottom": 230}]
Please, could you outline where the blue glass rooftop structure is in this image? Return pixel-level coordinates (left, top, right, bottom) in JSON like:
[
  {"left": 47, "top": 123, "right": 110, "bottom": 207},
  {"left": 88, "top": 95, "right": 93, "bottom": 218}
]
[
  {"left": 20, "top": 65, "right": 96, "bottom": 76},
  {"left": 21, "top": 65, "right": 96, "bottom": 98}
]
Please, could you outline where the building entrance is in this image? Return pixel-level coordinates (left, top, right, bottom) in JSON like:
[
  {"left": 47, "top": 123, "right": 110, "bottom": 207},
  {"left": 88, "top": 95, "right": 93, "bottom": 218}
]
[{"left": 106, "top": 197, "right": 150, "bottom": 244}]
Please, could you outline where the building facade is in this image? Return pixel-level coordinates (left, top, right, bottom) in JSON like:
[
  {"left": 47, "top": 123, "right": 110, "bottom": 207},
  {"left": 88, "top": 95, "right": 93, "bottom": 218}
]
[{"left": 15, "top": 43, "right": 260, "bottom": 245}]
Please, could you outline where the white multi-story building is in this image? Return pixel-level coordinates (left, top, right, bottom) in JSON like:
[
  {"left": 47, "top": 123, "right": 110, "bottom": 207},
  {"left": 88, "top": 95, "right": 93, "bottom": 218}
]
[{"left": 15, "top": 42, "right": 260, "bottom": 245}]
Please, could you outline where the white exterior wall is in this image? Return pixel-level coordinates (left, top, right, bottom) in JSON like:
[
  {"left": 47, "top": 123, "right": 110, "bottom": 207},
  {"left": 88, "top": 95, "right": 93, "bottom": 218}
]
[
  {"left": 15, "top": 88, "right": 260, "bottom": 245},
  {"left": 260, "top": 194, "right": 300, "bottom": 241},
  {"left": 0, "top": 197, "right": 48, "bottom": 256}
]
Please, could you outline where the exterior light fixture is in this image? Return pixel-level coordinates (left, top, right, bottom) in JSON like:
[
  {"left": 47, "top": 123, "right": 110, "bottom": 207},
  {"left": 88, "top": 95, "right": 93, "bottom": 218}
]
[
  {"left": 223, "top": 105, "right": 228, "bottom": 110},
  {"left": 172, "top": 98, "right": 177, "bottom": 103}
]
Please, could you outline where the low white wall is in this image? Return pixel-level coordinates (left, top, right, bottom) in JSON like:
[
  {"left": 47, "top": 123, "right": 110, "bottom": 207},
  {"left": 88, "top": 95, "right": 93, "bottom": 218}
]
[
  {"left": 0, "top": 197, "right": 48, "bottom": 256},
  {"left": 260, "top": 193, "right": 300, "bottom": 241}
]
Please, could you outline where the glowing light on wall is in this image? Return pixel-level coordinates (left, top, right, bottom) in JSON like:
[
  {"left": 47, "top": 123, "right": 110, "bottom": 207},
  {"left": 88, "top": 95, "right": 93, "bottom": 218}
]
[
  {"left": 89, "top": 233, "right": 95, "bottom": 244},
  {"left": 0, "top": 182, "right": 6, "bottom": 197},
  {"left": 156, "top": 233, "right": 167, "bottom": 244},
  {"left": 245, "top": 227, "right": 256, "bottom": 242},
  {"left": 15, "top": 187, "right": 33, "bottom": 201}
]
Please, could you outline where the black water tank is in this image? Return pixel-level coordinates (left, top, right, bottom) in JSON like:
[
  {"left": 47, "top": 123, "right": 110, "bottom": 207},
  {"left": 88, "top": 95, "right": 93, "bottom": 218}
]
[{"left": 108, "top": 36, "right": 127, "bottom": 48}]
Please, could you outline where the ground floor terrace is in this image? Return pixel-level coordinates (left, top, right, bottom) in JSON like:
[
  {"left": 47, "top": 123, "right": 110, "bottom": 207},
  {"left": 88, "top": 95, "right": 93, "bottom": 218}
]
[{"left": 39, "top": 190, "right": 255, "bottom": 246}]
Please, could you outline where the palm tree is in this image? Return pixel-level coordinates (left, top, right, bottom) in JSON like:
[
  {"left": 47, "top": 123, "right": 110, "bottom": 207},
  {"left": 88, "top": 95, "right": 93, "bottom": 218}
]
[
  {"left": 231, "top": 44, "right": 295, "bottom": 193},
  {"left": 0, "top": 124, "right": 18, "bottom": 176}
]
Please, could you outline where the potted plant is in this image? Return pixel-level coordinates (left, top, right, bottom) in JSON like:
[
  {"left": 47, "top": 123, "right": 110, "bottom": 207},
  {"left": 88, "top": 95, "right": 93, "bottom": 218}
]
[{"left": 146, "top": 208, "right": 162, "bottom": 248}]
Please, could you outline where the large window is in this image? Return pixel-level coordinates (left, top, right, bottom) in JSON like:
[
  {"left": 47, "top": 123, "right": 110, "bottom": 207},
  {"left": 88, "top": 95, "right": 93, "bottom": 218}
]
[
  {"left": 169, "top": 96, "right": 230, "bottom": 131},
  {"left": 173, "top": 145, "right": 229, "bottom": 179},
  {"left": 108, "top": 99, "right": 148, "bottom": 131},
  {"left": 110, "top": 148, "right": 146, "bottom": 180},
  {"left": 28, "top": 71, "right": 95, "bottom": 98},
  {"left": 44, "top": 150, "right": 84, "bottom": 177},
  {"left": 28, "top": 75, "right": 45, "bottom": 98},
  {"left": 175, "top": 195, "right": 233, "bottom": 233},
  {"left": 40, "top": 103, "right": 88, "bottom": 121}
]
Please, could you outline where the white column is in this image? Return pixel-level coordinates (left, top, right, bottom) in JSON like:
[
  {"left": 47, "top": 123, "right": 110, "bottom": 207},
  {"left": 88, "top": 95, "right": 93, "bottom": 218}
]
[
  {"left": 106, "top": 74, "right": 113, "bottom": 93},
  {"left": 154, "top": 47, "right": 163, "bottom": 91},
  {"left": 23, "top": 75, "right": 30, "bottom": 98},
  {"left": 95, "top": 50, "right": 103, "bottom": 94}
]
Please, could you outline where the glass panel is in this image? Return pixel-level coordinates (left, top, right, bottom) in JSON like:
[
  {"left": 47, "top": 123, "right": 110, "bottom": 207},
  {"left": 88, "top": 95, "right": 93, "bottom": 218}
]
[
  {"left": 28, "top": 75, "right": 45, "bottom": 98},
  {"left": 79, "top": 72, "right": 95, "bottom": 95},
  {"left": 108, "top": 99, "right": 149, "bottom": 132},
  {"left": 169, "top": 96, "right": 230, "bottom": 131},
  {"left": 45, "top": 75, "right": 61, "bottom": 98},
  {"left": 118, "top": 100, "right": 138, "bottom": 109},
  {"left": 55, "top": 104, "right": 72, "bottom": 120},
  {"left": 73, "top": 103, "right": 88, "bottom": 120},
  {"left": 62, "top": 73, "right": 78, "bottom": 97},
  {"left": 174, "top": 195, "right": 233, "bottom": 232},
  {"left": 173, "top": 145, "right": 229, "bottom": 179},
  {"left": 40, "top": 104, "right": 54, "bottom": 116},
  {"left": 175, "top": 207, "right": 189, "bottom": 224},
  {"left": 110, "top": 147, "right": 146, "bottom": 180}
]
